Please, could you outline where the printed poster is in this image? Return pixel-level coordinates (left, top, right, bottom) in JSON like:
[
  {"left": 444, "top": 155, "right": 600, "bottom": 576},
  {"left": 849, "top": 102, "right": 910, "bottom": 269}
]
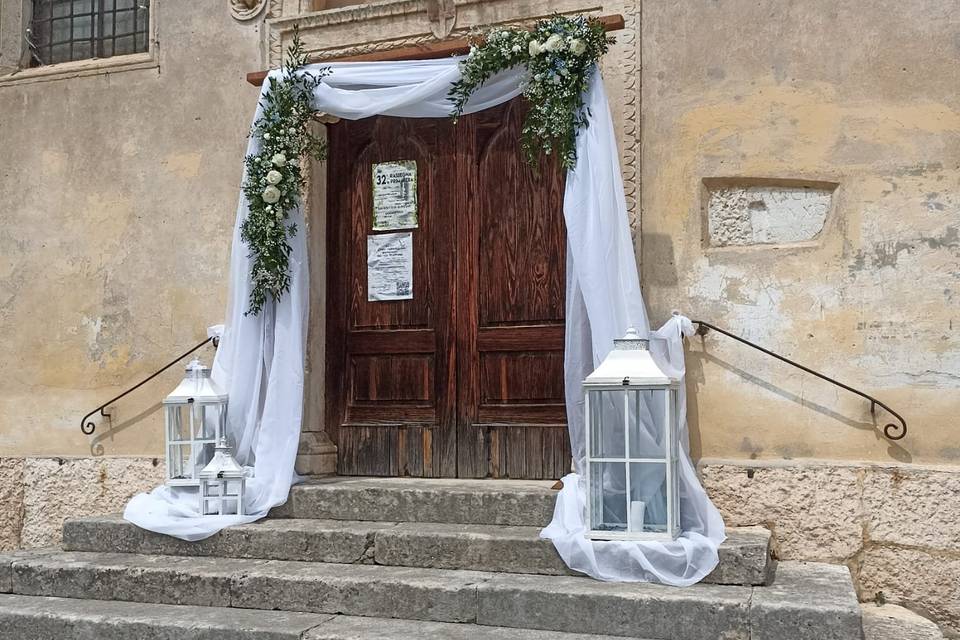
[
  {"left": 372, "top": 160, "right": 418, "bottom": 230},
  {"left": 367, "top": 232, "right": 413, "bottom": 301}
]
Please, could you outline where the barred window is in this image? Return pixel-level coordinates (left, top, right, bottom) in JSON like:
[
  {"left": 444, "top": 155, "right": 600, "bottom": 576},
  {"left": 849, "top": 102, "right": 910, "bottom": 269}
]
[{"left": 28, "top": 0, "right": 149, "bottom": 67}]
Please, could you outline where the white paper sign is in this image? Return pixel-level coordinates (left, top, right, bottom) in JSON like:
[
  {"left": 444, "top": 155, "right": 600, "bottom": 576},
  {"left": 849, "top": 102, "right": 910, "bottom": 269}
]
[
  {"left": 372, "top": 160, "right": 418, "bottom": 230},
  {"left": 367, "top": 232, "right": 413, "bottom": 301}
]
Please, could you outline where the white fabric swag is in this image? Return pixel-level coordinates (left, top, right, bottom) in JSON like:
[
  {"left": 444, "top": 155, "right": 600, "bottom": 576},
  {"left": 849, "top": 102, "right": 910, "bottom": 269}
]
[{"left": 124, "top": 57, "right": 725, "bottom": 585}]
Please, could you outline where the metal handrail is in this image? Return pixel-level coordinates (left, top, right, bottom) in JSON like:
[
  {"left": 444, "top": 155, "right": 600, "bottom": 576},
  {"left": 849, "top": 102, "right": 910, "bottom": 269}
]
[
  {"left": 691, "top": 319, "right": 907, "bottom": 441},
  {"left": 80, "top": 336, "right": 218, "bottom": 436}
]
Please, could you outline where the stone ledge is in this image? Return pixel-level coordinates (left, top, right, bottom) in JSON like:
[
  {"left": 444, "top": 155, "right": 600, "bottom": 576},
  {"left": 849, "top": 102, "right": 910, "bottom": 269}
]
[{"left": 0, "top": 52, "right": 158, "bottom": 87}]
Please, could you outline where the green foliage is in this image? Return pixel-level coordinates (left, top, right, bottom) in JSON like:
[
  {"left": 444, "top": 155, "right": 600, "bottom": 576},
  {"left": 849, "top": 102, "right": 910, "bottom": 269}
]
[
  {"left": 241, "top": 28, "right": 330, "bottom": 315},
  {"left": 449, "top": 15, "right": 612, "bottom": 168}
]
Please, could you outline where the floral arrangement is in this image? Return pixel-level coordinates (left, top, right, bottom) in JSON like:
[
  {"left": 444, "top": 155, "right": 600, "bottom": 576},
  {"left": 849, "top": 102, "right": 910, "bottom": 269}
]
[
  {"left": 449, "top": 15, "right": 612, "bottom": 168},
  {"left": 241, "top": 29, "right": 329, "bottom": 315}
]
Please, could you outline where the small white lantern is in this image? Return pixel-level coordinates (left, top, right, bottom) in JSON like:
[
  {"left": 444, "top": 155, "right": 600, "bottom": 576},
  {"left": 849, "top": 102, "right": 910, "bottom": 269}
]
[
  {"left": 584, "top": 328, "right": 681, "bottom": 541},
  {"left": 163, "top": 358, "right": 227, "bottom": 486},
  {"left": 199, "top": 436, "right": 246, "bottom": 516}
]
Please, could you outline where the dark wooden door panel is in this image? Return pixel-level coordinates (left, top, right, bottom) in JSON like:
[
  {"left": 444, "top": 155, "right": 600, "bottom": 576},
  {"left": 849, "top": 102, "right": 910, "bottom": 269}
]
[
  {"left": 326, "top": 115, "right": 457, "bottom": 478},
  {"left": 457, "top": 100, "right": 569, "bottom": 479},
  {"left": 327, "top": 99, "right": 570, "bottom": 479}
]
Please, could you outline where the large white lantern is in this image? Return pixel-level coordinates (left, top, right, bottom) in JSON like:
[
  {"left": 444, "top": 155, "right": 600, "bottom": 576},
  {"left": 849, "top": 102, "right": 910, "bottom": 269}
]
[
  {"left": 163, "top": 358, "right": 227, "bottom": 486},
  {"left": 199, "top": 436, "right": 246, "bottom": 516},
  {"left": 584, "top": 328, "right": 681, "bottom": 541}
]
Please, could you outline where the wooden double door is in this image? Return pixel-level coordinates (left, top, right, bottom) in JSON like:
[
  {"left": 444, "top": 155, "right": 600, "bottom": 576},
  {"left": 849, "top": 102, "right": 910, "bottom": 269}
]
[{"left": 325, "top": 99, "right": 571, "bottom": 479}]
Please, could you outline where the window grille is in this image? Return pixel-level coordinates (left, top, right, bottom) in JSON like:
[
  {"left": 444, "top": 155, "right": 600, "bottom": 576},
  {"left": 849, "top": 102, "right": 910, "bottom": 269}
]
[{"left": 28, "top": 0, "right": 149, "bottom": 67}]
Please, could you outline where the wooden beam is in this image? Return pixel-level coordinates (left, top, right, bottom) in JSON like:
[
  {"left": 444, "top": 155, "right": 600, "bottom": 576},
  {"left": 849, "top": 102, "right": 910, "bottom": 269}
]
[{"left": 246, "top": 14, "right": 625, "bottom": 86}]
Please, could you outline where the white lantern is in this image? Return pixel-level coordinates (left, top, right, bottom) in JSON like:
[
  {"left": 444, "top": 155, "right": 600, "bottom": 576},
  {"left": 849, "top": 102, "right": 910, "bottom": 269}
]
[
  {"left": 199, "top": 436, "right": 246, "bottom": 516},
  {"left": 163, "top": 358, "right": 227, "bottom": 486},
  {"left": 584, "top": 328, "right": 681, "bottom": 541}
]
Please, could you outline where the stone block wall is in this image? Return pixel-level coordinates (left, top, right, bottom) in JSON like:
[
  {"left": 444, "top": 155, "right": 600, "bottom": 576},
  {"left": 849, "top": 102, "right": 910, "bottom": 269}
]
[
  {"left": 0, "top": 457, "right": 163, "bottom": 551},
  {"left": 701, "top": 459, "right": 960, "bottom": 636},
  {"left": 0, "top": 454, "right": 956, "bottom": 635}
]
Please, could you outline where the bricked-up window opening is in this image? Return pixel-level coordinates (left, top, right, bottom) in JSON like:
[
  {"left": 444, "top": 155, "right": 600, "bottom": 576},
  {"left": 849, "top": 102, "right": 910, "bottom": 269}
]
[{"left": 28, "top": 0, "right": 149, "bottom": 67}]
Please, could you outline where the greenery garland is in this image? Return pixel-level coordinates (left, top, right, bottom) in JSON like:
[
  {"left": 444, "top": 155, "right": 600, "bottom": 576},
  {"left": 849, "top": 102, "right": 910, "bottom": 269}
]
[
  {"left": 449, "top": 15, "right": 613, "bottom": 169},
  {"left": 242, "top": 17, "right": 609, "bottom": 314},
  {"left": 241, "top": 30, "right": 329, "bottom": 315}
]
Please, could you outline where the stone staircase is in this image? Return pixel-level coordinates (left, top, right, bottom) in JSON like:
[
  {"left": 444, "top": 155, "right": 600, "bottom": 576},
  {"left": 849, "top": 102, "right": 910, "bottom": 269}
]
[{"left": 0, "top": 477, "right": 944, "bottom": 639}]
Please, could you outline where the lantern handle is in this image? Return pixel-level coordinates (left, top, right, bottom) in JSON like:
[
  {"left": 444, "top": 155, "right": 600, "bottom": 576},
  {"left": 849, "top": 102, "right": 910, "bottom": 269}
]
[
  {"left": 80, "top": 336, "right": 219, "bottom": 436},
  {"left": 691, "top": 320, "right": 907, "bottom": 442}
]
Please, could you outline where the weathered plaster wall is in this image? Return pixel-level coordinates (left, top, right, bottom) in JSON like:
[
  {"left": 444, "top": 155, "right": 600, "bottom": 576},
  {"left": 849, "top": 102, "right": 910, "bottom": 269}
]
[
  {"left": 0, "top": 1, "right": 263, "bottom": 457},
  {"left": 701, "top": 458, "right": 960, "bottom": 636},
  {"left": 641, "top": 0, "right": 960, "bottom": 465}
]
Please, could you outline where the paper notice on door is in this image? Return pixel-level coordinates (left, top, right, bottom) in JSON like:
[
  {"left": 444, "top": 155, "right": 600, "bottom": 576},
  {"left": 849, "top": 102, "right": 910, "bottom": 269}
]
[
  {"left": 367, "top": 232, "right": 413, "bottom": 301},
  {"left": 372, "top": 160, "right": 418, "bottom": 230}
]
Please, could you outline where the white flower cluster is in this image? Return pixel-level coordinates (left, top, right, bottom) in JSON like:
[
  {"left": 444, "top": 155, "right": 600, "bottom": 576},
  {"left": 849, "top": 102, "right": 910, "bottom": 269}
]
[
  {"left": 449, "top": 15, "right": 609, "bottom": 169},
  {"left": 260, "top": 153, "right": 288, "bottom": 203},
  {"left": 528, "top": 33, "right": 587, "bottom": 57}
]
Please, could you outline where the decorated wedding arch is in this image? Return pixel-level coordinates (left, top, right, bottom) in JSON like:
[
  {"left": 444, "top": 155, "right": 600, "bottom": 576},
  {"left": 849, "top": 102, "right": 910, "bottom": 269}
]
[{"left": 125, "top": 16, "right": 726, "bottom": 586}]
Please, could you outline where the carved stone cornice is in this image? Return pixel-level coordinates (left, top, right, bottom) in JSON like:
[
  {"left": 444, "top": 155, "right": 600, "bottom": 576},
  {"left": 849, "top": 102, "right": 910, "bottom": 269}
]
[
  {"left": 264, "top": 1, "right": 606, "bottom": 67},
  {"left": 268, "top": 0, "right": 479, "bottom": 30}
]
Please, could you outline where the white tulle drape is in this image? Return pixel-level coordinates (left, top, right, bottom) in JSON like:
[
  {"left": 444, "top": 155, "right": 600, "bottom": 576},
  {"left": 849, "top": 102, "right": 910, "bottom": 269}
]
[{"left": 124, "top": 56, "right": 724, "bottom": 586}]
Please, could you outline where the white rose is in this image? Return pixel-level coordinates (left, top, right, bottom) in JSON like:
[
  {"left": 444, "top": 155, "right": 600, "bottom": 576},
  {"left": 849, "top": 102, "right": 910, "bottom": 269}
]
[
  {"left": 262, "top": 185, "right": 281, "bottom": 204},
  {"left": 543, "top": 34, "right": 565, "bottom": 52},
  {"left": 528, "top": 40, "right": 543, "bottom": 56},
  {"left": 271, "top": 153, "right": 287, "bottom": 167},
  {"left": 512, "top": 44, "right": 521, "bottom": 53},
  {"left": 569, "top": 39, "right": 587, "bottom": 56},
  {"left": 266, "top": 170, "right": 283, "bottom": 185}
]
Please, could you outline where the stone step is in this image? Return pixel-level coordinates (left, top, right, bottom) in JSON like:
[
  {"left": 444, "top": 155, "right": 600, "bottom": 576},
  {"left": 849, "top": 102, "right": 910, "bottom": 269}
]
[
  {"left": 0, "top": 594, "right": 637, "bottom": 640},
  {"left": 269, "top": 477, "right": 558, "bottom": 526},
  {"left": 63, "top": 515, "right": 774, "bottom": 586},
  {"left": 0, "top": 551, "right": 861, "bottom": 640},
  {"left": 0, "top": 593, "right": 328, "bottom": 640},
  {"left": 861, "top": 604, "right": 945, "bottom": 640}
]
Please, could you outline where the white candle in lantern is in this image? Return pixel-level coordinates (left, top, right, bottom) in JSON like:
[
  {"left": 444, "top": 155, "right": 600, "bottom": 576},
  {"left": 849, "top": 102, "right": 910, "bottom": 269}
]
[{"left": 630, "top": 500, "right": 646, "bottom": 531}]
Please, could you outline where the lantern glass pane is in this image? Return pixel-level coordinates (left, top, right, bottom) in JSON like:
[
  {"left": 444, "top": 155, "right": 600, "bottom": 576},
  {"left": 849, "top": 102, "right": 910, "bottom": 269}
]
[
  {"left": 194, "top": 442, "right": 215, "bottom": 474},
  {"left": 588, "top": 390, "right": 626, "bottom": 459},
  {"left": 628, "top": 389, "right": 667, "bottom": 459},
  {"left": 166, "top": 406, "right": 188, "bottom": 442},
  {"left": 197, "top": 405, "right": 218, "bottom": 441},
  {"left": 629, "top": 462, "right": 668, "bottom": 533},
  {"left": 589, "top": 461, "right": 627, "bottom": 532},
  {"left": 168, "top": 443, "right": 192, "bottom": 481},
  {"left": 227, "top": 479, "right": 243, "bottom": 496}
]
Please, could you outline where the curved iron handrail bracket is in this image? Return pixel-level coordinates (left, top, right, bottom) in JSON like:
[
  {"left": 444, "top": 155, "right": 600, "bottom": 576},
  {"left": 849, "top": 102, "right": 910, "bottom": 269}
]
[
  {"left": 691, "top": 320, "right": 907, "bottom": 441},
  {"left": 80, "top": 336, "right": 218, "bottom": 436}
]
